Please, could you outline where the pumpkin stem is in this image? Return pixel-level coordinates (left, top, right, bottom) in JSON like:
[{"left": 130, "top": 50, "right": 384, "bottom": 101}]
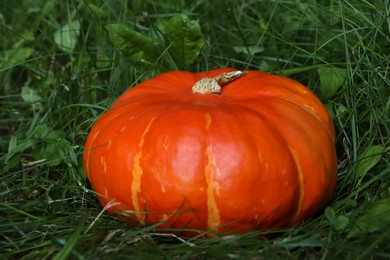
[{"left": 192, "top": 70, "right": 248, "bottom": 94}]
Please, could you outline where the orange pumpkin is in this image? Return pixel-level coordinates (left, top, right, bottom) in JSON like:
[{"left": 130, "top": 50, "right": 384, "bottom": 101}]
[{"left": 83, "top": 68, "right": 337, "bottom": 236}]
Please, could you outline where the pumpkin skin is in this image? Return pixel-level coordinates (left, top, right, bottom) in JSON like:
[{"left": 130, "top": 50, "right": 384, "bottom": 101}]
[{"left": 83, "top": 68, "right": 337, "bottom": 236}]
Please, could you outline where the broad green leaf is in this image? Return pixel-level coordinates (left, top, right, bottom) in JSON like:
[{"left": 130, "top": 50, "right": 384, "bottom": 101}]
[
  {"left": 28, "top": 124, "right": 70, "bottom": 167},
  {"left": 54, "top": 20, "right": 80, "bottom": 53},
  {"left": 105, "top": 15, "right": 204, "bottom": 70},
  {"left": 105, "top": 24, "right": 160, "bottom": 67},
  {"left": 4, "top": 139, "right": 37, "bottom": 171},
  {"left": 0, "top": 47, "right": 33, "bottom": 68},
  {"left": 8, "top": 136, "right": 18, "bottom": 152},
  {"left": 325, "top": 207, "right": 350, "bottom": 230},
  {"left": 33, "top": 124, "right": 65, "bottom": 140},
  {"left": 86, "top": 3, "right": 108, "bottom": 18},
  {"left": 3, "top": 153, "right": 23, "bottom": 171},
  {"left": 5, "top": 139, "right": 36, "bottom": 157},
  {"left": 34, "top": 140, "right": 69, "bottom": 167},
  {"left": 232, "top": 46, "right": 264, "bottom": 55},
  {"left": 348, "top": 198, "right": 390, "bottom": 238},
  {"left": 318, "top": 66, "right": 347, "bottom": 99},
  {"left": 157, "top": 14, "right": 204, "bottom": 68},
  {"left": 337, "top": 104, "right": 348, "bottom": 116},
  {"left": 355, "top": 145, "right": 384, "bottom": 187},
  {"left": 21, "top": 85, "right": 42, "bottom": 103}
]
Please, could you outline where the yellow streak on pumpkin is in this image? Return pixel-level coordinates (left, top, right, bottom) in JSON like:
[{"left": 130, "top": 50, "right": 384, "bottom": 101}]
[
  {"left": 205, "top": 112, "right": 212, "bottom": 130},
  {"left": 205, "top": 146, "right": 221, "bottom": 232},
  {"left": 107, "top": 140, "right": 112, "bottom": 150},
  {"left": 100, "top": 156, "right": 107, "bottom": 175},
  {"left": 162, "top": 135, "right": 169, "bottom": 151},
  {"left": 289, "top": 148, "right": 305, "bottom": 224},
  {"left": 85, "top": 152, "right": 91, "bottom": 179},
  {"left": 286, "top": 99, "right": 335, "bottom": 142},
  {"left": 131, "top": 117, "right": 156, "bottom": 224},
  {"left": 258, "top": 152, "right": 263, "bottom": 163}
]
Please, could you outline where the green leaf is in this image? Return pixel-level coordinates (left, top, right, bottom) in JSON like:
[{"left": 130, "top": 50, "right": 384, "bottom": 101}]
[
  {"left": 232, "top": 46, "right": 264, "bottom": 55},
  {"left": 4, "top": 138, "right": 37, "bottom": 170},
  {"left": 32, "top": 140, "right": 70, "bottom": 167},
  {"left": 355, "top": 145, "right": 384, "bottom": 187},
  {"left": 8, "top": 136, "right": 18, "bottom": 152},
  {"left": 5, "top": 139, "right": 37, "bottom": 160},
  {"left": 348, "top": 198, "right": 390, "bottom": 238},
  {"left": 54, "top": 20, "right": 80, "bottom": 53},
  {"left": 325, "top": 207, "right": 350, "bottom": 230},
  {"left": 157, "top": 14, "right": 204, "bottom": 68},
  {"left": 318, "top": 66, "right": 347, "bottom": 99},
  {"left": 0, "top": 47, "right": 33, "bottom": 69},
  {"left": 105, "top": 24, "right": 160, "bottom": 67},
  {"left": 21, "top": 85, "right": 42, "bottom": 104},
  {"left": 105, "top": 15, "right": 204, "bottom": 70},
  {"left": 86, "top": 3, "right": 109, "bottom": 18}
]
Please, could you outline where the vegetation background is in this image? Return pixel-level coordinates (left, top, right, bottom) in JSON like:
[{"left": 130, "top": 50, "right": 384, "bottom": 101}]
[{"left": 1, "top": 0, "right": 389, "bottom": 259}]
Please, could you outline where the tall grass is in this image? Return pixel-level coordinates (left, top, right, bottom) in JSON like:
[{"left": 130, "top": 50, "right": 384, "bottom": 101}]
[{"left": 1, "top": 0, "right": 389, "bottom": 258}]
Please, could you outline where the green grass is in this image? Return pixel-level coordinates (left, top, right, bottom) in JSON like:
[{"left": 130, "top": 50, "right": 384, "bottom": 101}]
[{"left": 1, "top": 0, "right": 389, "bottom": 258}]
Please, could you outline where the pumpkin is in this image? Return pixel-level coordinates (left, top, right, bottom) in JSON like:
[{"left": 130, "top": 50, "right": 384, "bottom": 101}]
[{"left": 83, "top": 68, "right": 337, "bottom": 236}]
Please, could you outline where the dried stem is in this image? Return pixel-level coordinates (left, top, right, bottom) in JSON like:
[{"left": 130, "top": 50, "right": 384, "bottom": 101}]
[{"left": 192, "top": 70, "right": 248, "bottom": 94}]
